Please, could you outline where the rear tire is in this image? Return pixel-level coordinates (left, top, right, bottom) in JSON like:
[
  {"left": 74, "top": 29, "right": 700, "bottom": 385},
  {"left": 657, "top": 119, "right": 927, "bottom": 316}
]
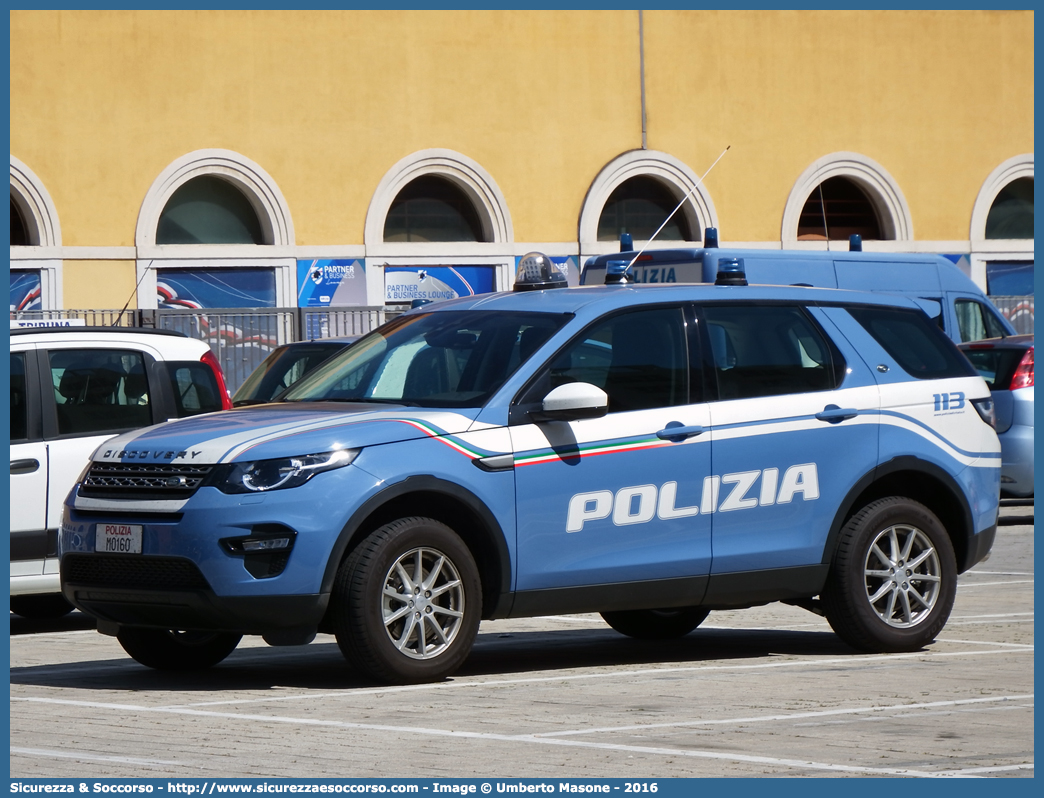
[
  {"left": 116, "top": 628, "right": 242, "bottom": 670},
  {"left": 332, "top": 517, "right": 482, "bottom": 684},
  {"left": 10, "top": 594, "right": 75, "bottom": 620},
  {"left": 822, "top": 497, "right": 956, "bottom": 653},
  {"left": 600, "top": 606, "right": 710, "bottom": 639}
]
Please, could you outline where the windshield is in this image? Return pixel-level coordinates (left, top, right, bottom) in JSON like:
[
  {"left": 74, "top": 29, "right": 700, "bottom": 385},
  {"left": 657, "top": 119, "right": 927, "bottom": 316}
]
[{"left": 281, "top": 310, "right": 570, "bottom": 407}]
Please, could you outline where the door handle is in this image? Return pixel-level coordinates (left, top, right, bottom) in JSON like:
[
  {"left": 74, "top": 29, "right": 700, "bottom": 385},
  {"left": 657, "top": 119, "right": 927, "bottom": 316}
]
[
  {"left": 10, "top": 458, "right": 40, "bottom": 475},
  {"left": 815, "top": 405, "right": 858, "bottom": 424},
  {"left": 656, "top": 423, "right": 705, "bottom": 442}
]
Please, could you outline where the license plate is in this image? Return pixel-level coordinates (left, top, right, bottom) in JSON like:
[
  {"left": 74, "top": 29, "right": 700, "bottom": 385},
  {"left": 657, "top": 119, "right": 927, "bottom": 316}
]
[{"left": 96, "top": 523, "right": 143, "bottom": 554}]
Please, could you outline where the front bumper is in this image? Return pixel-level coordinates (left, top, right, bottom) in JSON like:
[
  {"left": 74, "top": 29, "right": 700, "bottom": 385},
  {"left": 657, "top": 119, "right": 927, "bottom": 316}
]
[
  {"left": 59, "top": 464, "right": 381, "bottom": 633},
  {"left": 61, "top": 569, "right": 328, "bottom": 634}
]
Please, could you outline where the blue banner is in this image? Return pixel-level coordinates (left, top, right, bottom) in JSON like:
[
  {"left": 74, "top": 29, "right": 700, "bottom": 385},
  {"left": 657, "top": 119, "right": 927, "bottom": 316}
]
[
  {"left": 10, "top": 270, "right": 42, "bottom": 313},
  {"left": 156, "top": 268, "right": 276, "bottom": 309},
  {"left": 385, "top": 266, "right": 496, "bottom": 304},
  {"left": 297, "top": 259, "right": 368, "bottom": 307}
]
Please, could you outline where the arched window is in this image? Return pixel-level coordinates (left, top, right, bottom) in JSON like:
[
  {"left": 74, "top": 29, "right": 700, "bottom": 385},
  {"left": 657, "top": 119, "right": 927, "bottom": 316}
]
[
  {"left": 383, "top": 175, "right": 487, "bottom": 242},
  {"left": 11, "top": 195, "right": 29, "bottom": 246},
  {"left": 597, "top": 176, "right": 694, "bottom": 242},
  {"left": 985, "top": 177, "right": 1033, "bottom": 239},
  {"left": 796, "top": 177, "right": 883, "bottom": 241},
  {"left": 783, "top": 153, "right": 911, "bottom": 244},
  {"left": 156, "top": 175, "right": 264, "bottom": 245},
  {"left": 11, "top": 155, "right": 62, "bottom": 310}
]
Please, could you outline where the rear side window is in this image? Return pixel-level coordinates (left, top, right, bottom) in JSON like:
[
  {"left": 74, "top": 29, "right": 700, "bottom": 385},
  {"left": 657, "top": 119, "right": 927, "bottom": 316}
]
[
  {"left": 168, "top": 362, "right": 225, "bottom": 416},
  {"left": 702, "top": 304, "right": 840, "bottom": 400},
  {"left": 49, "top": 349, "right": 153, "bottom": 436},
  {"left": 848, "top": 306, "right": 976, "bottom": 380},
  {"left": 955, "top": 299, "right": 1009, "bottom": 343}
]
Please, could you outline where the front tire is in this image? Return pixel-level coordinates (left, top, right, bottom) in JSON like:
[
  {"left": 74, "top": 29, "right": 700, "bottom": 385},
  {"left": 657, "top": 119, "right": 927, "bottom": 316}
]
[
  {"left": 332, "top": 517, "right": 482, "bottom": 684},
  {"left": 822, "top": 497, "right": 956, "bottom": 653},
  {"left": 601, "top": 606, "right": 710, "bottom": 639},
  {"left": 116, "top": 628, "right": 242, "bottom": 670}
]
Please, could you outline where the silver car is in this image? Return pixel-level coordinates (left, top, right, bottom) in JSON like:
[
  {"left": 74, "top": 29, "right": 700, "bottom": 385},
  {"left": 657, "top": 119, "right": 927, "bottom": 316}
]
[{"left": 959, "top": 334, "right": 1034, "bottom": 497}]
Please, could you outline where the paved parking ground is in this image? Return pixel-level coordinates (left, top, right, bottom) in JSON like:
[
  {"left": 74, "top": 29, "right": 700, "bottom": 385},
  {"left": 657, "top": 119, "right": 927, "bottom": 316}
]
[{"left": 10, "top": 504, "right": 1033, "bottom": 779}]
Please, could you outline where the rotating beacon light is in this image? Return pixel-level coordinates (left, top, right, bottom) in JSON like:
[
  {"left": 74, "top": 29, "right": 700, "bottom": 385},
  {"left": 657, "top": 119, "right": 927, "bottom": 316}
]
[
  {"left": 714, "top": 257, "right": 748, "bottom": 286},
  {"left": 513, "top": 252, "right": 567, "bottom": 292}
]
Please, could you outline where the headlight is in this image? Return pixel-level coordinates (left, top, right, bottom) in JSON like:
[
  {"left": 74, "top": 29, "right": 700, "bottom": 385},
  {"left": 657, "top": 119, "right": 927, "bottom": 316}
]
[{"left": 211, "top": 449, "right": 359, "bottom": 494}]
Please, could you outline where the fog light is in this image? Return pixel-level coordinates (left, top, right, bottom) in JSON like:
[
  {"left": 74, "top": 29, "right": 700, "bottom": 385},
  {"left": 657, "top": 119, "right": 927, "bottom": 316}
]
[{"left": 241, "top": 537, "right": 292, "bottom": 552}]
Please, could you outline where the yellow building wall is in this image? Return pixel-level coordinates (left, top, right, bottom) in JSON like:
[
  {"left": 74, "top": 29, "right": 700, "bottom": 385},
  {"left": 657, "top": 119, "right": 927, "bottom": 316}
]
[
  {"left": 62, "top": 261, "right": 137, "bottom": 310},
  {"left": 10, "top": 9, "right": 1034, "bottom": 249},
  {"left": 644, "top": 10, "right": 1034, "bottom": 242}
]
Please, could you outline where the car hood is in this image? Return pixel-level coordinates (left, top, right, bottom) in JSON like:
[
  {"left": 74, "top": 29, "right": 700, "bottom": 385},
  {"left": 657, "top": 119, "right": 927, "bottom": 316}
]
[{"left": 91, "top": 402, "right": 484, "bottom": 465}]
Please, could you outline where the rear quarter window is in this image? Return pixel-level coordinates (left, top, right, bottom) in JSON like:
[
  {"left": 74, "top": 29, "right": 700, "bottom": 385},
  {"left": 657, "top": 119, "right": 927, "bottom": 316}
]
[{"left": 847, "top": 306, "right": 977, "bottom": 380}]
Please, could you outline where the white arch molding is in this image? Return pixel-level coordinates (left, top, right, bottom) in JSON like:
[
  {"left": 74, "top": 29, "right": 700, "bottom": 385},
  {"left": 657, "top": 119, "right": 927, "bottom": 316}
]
[
  {"left": 365, "top": 149, "right": 513, "bottom": 246},
  {"left": 10, "top": 155, "right": 63, "bottom": 309},
  {"left": 970, "top": 153, "right": 1034, "bottom": 242},
  {"left": 579, "top": 150, "right": 718, "bottom": 247},
  {"left": 782, "top": 152, "right": 913, "bottom": 243},
  {"left": 136, "top": 149, "right": 295, "bottom": 247},
  {"left": 10, "top": 155, "right": 61, "bottom": 247}
]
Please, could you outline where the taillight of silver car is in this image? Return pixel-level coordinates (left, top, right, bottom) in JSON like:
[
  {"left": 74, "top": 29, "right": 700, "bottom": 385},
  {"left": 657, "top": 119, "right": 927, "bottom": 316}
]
[{"left": 1010, "top": 347, "right": 1034, "bottom": 390}]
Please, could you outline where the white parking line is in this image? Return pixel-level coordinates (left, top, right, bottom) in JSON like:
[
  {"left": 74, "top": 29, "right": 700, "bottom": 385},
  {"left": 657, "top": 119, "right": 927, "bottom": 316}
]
[
  {"left": 944, "top": 618, "right": 1035, "bottom": 626},
  {"left": 958, "top": 579, "right": 1035, "bottom": 588},
  {"left": 5, "top": 697, "right": 1018, "bottom": 778},
  {"left": 938, "top": 637, "right": 1035, "bottom": 648},
  {"left": 531, "top": 694, "right": 1034, "bottom": 737},
  {"left": 936, "top": 763, "right": 1034, "bottom": 776},
  {"left": 11, "top": 746, "right": 182, "bottom": 766}
]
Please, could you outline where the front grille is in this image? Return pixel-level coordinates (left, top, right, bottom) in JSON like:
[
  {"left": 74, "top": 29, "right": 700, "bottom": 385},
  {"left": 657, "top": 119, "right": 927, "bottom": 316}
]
[
  {"left": 79, "top": 462, "right": 215, "bottom": 500},
  {"left": 63, "top": 554, "right": 211, "bottom": 591}
]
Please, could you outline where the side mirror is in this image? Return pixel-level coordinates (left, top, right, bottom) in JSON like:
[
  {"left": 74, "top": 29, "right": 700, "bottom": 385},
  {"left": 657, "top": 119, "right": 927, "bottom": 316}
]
[{"left": 530, "top": 382, "right": 608, "bottom": 422}]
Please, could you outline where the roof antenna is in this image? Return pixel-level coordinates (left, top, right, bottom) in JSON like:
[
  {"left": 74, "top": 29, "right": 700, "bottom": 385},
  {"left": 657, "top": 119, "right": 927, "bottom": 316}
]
[
  {"left": 112, "top": 260, "right": 153, "bottom": 327},
  {"left": 817, "top": 182, "right": 829, "bottom": 246},
  {"left": 622, "top": 145, "right": 731, "bottom": 274}
]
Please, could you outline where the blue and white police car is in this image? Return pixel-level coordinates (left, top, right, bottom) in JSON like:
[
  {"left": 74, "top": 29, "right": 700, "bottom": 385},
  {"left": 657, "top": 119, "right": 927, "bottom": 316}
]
[{"left": 60, "top": 255, "right": 1001, "bottom": 683}]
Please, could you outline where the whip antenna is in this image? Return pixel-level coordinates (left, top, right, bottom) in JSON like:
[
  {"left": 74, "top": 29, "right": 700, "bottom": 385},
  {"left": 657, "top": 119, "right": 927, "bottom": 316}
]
[
  {"left": 112, "top": 260, "right": 153, "bottom": 326},
  {"left": 624, "top": 144, "right": 730, "bottom": 272}
]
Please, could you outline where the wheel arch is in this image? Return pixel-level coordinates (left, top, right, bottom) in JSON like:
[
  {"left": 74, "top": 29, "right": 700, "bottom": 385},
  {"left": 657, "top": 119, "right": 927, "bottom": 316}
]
[
  {"left": 320, "top": 475, "right": 512, "bottom": 620},
  {"left": 823, "top": 457, "right": 977, "bottom": 575}
]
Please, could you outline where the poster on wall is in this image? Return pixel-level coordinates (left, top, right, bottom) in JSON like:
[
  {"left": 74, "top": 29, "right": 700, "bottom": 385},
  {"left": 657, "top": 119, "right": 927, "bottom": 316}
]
[
  {"left": 9, "top": 271, "right": 41, "bottom": 314},
  {"left": 384, "top": 266, "right": 496, "bottom": 304},
  {"left": 156, "top": 267, "right": 277, "bottom": 309},
  {"left": 297, "top": 259, "right": 367, "bottom": 307},
  {"left": 514, "top": 255, "right": 578, "bottom": 286}
]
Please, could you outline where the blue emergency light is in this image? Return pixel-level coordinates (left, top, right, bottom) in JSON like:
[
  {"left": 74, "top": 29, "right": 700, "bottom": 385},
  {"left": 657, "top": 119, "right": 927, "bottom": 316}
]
[
  {"left": 604, "top": 260, "right": 632, "bottom": 285},
  {"left": 715, "top": 257, "right": 747, "bottom": 286}
]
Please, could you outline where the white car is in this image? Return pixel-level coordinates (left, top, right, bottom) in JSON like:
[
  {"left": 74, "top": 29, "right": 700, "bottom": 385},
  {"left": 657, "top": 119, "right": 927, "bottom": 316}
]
[{"left": 10, "top": 324, "right": 232, "bottom": 618}]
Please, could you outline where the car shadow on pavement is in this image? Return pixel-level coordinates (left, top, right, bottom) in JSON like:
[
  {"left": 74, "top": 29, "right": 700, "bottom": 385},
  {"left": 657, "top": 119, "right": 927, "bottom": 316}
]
[
  {"left": 11, "top": 625, "right": 857, "bottom": 693},
  {"left": 9, "top": 611, "right": 97, "bottom": 636}
]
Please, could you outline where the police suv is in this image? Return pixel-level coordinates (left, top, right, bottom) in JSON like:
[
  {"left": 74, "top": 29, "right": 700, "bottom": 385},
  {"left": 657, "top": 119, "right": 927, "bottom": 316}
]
[{"left": 59, "top": 255, "right": 1001, "bottom": 684}]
